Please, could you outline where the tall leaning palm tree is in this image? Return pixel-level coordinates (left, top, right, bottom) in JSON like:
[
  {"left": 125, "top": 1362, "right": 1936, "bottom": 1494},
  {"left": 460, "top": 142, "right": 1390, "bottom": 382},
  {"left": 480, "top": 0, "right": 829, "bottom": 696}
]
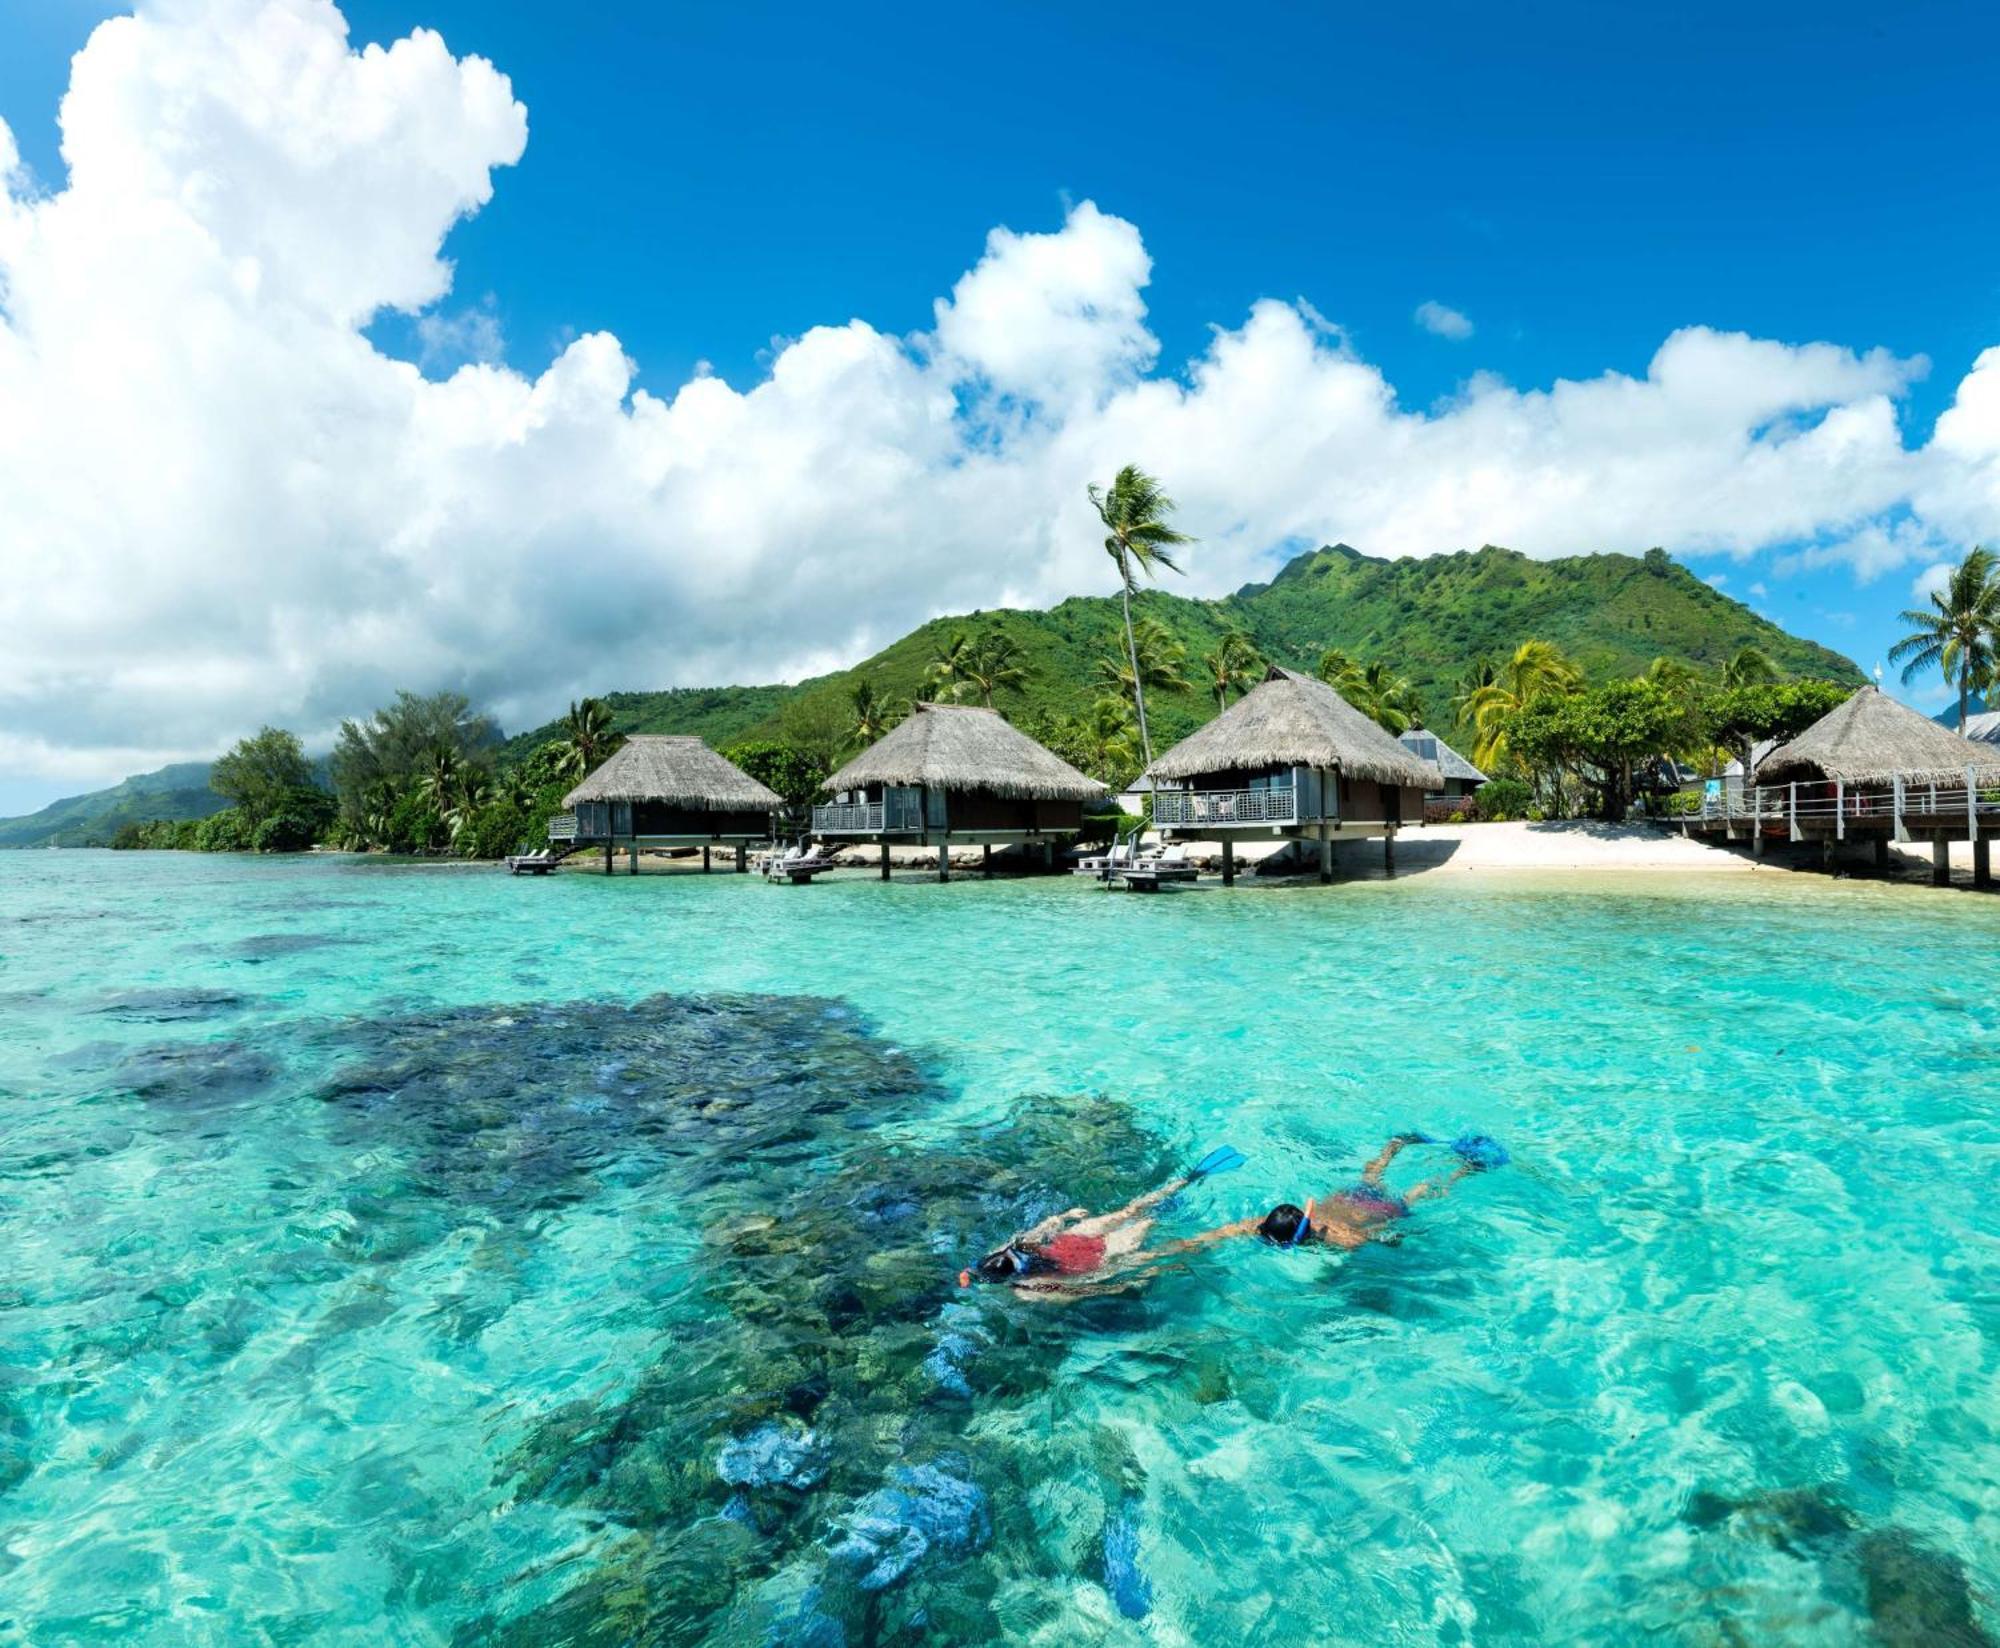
[
  {"left": 1890, "top": 546, "right": 2000, "bottom": 732},
  {"left": 1089, "top": 465, "right": 1193, "bottom": 766}
]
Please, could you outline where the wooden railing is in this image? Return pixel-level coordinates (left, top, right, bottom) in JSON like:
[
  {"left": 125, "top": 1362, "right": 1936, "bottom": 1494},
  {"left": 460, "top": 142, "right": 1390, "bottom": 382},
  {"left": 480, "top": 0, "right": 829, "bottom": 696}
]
[
  {"left": 547, "top": 811, "right": 578, "bottom": 842},
  {"left": 1153, "top": 786, "right": 1300, "bottom": 828}
]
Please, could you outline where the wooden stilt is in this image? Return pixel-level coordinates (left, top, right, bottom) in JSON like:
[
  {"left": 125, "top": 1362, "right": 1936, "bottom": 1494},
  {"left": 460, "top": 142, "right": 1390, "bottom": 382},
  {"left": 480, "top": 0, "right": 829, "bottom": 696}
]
[
  {"left": 880, "top": 841, "right": 891, "bottom": 881},
  {"left": 604, "top": 841, "right": 613, "bottom": 876},
  {"left": 1820, "top": 838, "right": 1836, "bottom": 873},
  {"left": 1318, "top": 829, "right": 1333, "bottom": 885},
  {"left": 1384, "top": 828, "right": 1396, "bottom": 876},
  {"left": 937, "top": 840, "right": 950, "bottom": 883},
  {"left": 1976, "top": 838, "right": 1992, "bottom": 889},
  {"left": 1222, "top": 839, "right": 1235, "bottom": 886},
  {"left": 982, "top": 843, "right": 992, "bottom": 878},
  {"left": 735, "top": 843, "right": 747, "bottom": 873},
  {"left": 1873, "top": 837, "right": 1889, "bottom": 873},
  {"left": 1933, "top": 836, "right": 1951, "bottom": 887},
  {"left": 629, "top": 845, "right": 640, "bottom": 875},
  {"left": 703, "top": 844, "right": 711, "bottom": 873}
]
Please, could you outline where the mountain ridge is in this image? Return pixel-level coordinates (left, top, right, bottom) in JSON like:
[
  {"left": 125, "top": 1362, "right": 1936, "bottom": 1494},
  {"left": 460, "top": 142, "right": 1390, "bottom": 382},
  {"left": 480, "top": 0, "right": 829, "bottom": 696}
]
[{"left": 4, "top": 543, "right": 1865, "bottom": 844}]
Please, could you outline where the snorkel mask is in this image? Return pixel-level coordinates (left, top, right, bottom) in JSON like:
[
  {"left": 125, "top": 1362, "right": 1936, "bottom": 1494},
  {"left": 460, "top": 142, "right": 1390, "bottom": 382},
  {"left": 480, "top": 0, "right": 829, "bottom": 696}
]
[{"left": 959, "top": 1244, "right": 1033, "bottom": 1287}]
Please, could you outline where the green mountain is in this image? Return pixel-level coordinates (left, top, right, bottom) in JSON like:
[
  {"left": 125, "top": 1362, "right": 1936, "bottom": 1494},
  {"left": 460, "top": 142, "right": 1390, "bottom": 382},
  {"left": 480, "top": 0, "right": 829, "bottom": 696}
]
[
  {"left": 4, "top": 544, "right": 1865, "bottom": 844},
  {"left": 501, "top": 543, "right": 1865, "bottom": 759},
  {"left": 0, "top": 761, "right": 227, "bottom": 849}
]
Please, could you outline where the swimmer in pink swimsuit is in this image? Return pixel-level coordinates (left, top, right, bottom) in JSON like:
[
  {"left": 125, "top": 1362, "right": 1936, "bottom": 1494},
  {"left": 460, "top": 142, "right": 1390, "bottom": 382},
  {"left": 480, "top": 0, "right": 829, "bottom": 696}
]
[{"left": 961, "top": 1146, "right": 1246, "bottom": 1295}]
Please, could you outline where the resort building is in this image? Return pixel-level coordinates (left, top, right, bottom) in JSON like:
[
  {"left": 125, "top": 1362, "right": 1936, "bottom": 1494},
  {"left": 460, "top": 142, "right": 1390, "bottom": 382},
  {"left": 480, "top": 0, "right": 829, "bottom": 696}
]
[
  {"left": 1145, "top": 668, "right": 1443, "bottom": 883},
  {"left": 1398, "top": 727, "right": 1488, "bottom": 818},
  {"left": 556, "top": 736, "right": 780, "bottom": 873},
  {"left": 1688, "top": 686, "right": 2000, "bottom": 884},
  {"left": 814, "top": 702, "right": 1108, "bottom": 879}
]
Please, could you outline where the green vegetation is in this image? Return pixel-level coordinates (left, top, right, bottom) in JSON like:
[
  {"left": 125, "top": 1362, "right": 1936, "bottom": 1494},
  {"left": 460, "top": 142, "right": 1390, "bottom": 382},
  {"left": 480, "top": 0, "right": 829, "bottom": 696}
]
[
  {"left": 114, "top": 727, "right": 334, "bottom": 852},
  {"left": 1891, "top": 544, "right": 2000, "bottom": 732},
  {"left": 20, "top": 539, "right": 1873, "bottom": 848}
]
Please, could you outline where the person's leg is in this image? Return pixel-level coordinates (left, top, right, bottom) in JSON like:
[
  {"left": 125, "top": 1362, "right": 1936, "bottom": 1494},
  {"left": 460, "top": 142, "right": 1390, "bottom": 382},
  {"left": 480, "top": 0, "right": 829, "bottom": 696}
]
[{"left": 1403, "top": 1164, "right": 1472, "bottom": 1206}]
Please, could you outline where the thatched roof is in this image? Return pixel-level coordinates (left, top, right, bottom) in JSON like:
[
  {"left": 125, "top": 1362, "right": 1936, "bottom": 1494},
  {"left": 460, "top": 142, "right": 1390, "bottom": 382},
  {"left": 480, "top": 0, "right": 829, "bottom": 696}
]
[
  {"left": 1147, "top": 669, "right": 1443, "bottom": 787},
  {"left": 563, "top": 736, "right": 781, "bottom": 810},
  {"left": 1399, "top": 727, "right": 1487, "bottom": 785},
  {"left": 823, "top": 703, "right": 1106, "bottom": 801},
  {"left": 1756, "top": 687, "right": 2000, "bottom": 785}
]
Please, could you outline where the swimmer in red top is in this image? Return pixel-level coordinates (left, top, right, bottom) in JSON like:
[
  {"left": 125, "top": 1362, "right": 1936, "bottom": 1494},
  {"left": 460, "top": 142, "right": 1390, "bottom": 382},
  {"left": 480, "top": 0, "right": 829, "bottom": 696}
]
[{"left": 960, "top": 1145, "right": 1245, "bottom": 1295}]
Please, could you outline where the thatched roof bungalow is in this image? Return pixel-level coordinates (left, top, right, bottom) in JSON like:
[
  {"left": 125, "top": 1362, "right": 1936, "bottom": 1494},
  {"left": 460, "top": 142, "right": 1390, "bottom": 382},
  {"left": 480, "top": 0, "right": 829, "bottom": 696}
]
[
  {"left": 816, "top": 702, "right": 1106, "bottom": 878},
  {"left": 1736, "top": 687, "right": 2000, "bottom": 882},
  {"left": 562, "top": 736, "right": 780, "bottom": 866},
  {"left": 1757, "top": 687, "right": 2000, "bottom": 787},
  {"left": 1145, "top": 668, "right": 1441, "bottom": 881}
]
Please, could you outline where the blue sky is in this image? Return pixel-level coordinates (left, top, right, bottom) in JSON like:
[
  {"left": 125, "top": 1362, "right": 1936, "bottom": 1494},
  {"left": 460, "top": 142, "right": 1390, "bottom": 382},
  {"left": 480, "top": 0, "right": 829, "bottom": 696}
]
[{"left": 3, "top": 0, "right": 1998, "bottom": 811}]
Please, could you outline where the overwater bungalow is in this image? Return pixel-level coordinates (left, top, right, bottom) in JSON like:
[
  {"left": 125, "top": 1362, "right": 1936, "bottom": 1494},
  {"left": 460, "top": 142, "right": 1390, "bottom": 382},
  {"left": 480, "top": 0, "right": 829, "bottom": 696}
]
[
  {"left": 1398, "top": 727, "right": 1488, "bottom": 818},
  {"left": 1146, "top": 668, "right": 1443, "bottom": 883},
  {"left": 1689, "top": 686, "right": 2000, "bottom": 884},
  {"left": 555, "top": 736, "right": 780, "bottom": 874},
  {"left": 814, "top": 702, "right": 1107, "bottom": 880}
]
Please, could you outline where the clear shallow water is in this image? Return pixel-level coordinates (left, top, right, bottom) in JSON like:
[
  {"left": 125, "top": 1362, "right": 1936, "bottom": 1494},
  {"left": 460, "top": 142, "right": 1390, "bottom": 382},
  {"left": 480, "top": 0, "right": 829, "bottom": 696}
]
[{"left": 1, "top": 851, "right": 1996, "bottom": 1647}]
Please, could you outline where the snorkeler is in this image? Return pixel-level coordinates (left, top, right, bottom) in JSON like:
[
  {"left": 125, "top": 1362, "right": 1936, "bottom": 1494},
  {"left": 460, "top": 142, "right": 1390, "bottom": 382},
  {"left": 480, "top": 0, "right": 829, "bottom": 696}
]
[
  {"left": 959, "top": 1145, "right": 1246, "bottom": 1293},
  {"left": 1178, "top": 1132, "right": 1509, "bottom": 1254}
]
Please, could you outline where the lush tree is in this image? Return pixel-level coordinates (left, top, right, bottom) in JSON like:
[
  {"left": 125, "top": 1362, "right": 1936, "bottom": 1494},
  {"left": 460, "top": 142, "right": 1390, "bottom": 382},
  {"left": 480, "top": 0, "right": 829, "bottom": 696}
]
[
  {"left": 1024, "top": 698, "right": 1141, "bottom": 790},
  {"left": 1462, "top": 640, "right": 1583, "bottom": 772},
  {"left": 1202, "top": 630, "right": 1263, "bottom": 710},
  {"left": 1890, "top": 545, "right": 2000, "bottom": 731},
  {"left": 210, "top": 726, "right": 321, "bottom": 828},
  {"left": 330, "top": 690, "right": 500, "bottom": 821},
  {"left": 1507, "top": 679, "right": 1691, "bottom": 820},
  {"left": 775, "top": 691, "right": 853, "bottom": 773},
  {"left": 723, "top": 740, "right": 827, "bottom": 824},
  {"left": 194, "top": 808, "right": 253, "bottom": 851},
  {"left": 924, "top": 632, "right": 975, "bottom": 702},
  {"left": 847, "top": 679, "right": 900, "bottom": 749},
  {"left": 1088, "top": 464, "right": 1193, "bottom": 766},
  {"left": 1706, "top": 679, "right": 1852, "bottom": 774}
]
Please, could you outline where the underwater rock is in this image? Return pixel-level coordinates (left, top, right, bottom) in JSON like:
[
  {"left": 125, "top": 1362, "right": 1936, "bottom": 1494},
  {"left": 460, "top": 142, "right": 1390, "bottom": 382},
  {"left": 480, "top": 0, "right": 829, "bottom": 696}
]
[
  {"left": 234, "top": 932, "right": 349, "bottom": 959},
  {"left": 111, "top": 1040, "right": 278, "bottom": 1106},
  {"left": 92, "top": 987, "right": 250, "bottom": 1022},
  {"left": 827, "top": 1460, "right": 991, "bottom": 1592},
  {"left": 718, "top": 1423, "right": 828, "bottom": 1492}
]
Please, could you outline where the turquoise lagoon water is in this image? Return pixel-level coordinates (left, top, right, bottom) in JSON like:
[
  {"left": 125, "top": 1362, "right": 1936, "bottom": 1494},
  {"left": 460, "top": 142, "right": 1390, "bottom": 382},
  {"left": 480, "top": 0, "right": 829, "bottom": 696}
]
[{"left": 1, "top": 850, "right": 1996, "bottom": 1646}]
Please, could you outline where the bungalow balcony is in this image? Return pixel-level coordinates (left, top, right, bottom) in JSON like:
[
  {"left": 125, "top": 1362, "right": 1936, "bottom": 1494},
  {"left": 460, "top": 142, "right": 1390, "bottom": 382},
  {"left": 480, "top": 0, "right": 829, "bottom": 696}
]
[
  {"left": 812, "top": 788, "right": 927, "bottom": 836},
  {"left": 1151, "top": 785, "right": 1300, "bottom": 830}
]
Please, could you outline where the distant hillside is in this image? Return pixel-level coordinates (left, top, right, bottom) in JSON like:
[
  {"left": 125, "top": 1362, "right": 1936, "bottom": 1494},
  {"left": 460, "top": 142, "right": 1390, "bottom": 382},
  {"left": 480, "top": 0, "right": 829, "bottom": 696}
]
[
  {"left": 502, "top": 543, "right": 1867, "bottom": 758},
  {"left": 6, "top": 544, "right": 1867, "bottom": 843},
  {"left": 0, "top": 761, "right": 227, "bottom": 848}
]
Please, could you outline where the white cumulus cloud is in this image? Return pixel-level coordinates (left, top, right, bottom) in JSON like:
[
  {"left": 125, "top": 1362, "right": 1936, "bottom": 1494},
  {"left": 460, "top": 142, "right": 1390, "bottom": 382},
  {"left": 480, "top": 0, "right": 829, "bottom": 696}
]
[
  {"left": 5, "top": 0, "right": 2000, "bottom": 793},
  {"left": 1414, "top": 300, "right": 1474, "bottom": 340}
]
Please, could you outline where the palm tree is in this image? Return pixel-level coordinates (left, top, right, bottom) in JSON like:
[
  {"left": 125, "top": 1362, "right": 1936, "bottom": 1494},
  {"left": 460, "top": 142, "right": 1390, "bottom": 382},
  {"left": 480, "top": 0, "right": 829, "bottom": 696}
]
[
  {"left": 848, "top": 680, "right": 897, "bottom": 749},
  {"left": 1095, "top": 617, "right": 1192, "bottom": 701},
  {"left": 1450, "top": 659, "right": 1498, "bottom": 731},
  {"left": 959, "top": 630, "right": 1030, "bottom": 708},
  {"left": 561, "top": 697, "right": 617, "bottom": 779},
  {"left": 925, "top": 631, "right": 975, "bottom": 702},
  {"left": 1202, "top": 631, "right": 1263, "bottom": 711},
  {"left": 1891, "top": 546, "right": 2000, "bottom": 732},
  {"left": 1089, "top": 465, "right": 1193, "bottom": 765},
  {"left": 1318, "top": 650, "right": 1421, "bottom": 733},
  {"left": 1719, "top": 645, "right": 1778, "bottom": 690},
  {"left": 1462, "top": 640, "right": 1582, "bottom": 772},
  {"left": 446, "top": 769, "right": 491, "bottom": 846}
]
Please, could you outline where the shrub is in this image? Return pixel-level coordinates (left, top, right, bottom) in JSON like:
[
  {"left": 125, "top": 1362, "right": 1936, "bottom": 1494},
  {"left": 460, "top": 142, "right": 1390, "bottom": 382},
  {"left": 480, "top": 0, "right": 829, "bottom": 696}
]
[
  {"left": 1661, "top": 789, "right": 1705, "bottom": 817},
  {"left": 195, "top": 809, "right": 253, "bottom": 851},
  {"left": 251, "top": 809, "right": 319, "bottom": 852},
  {"left": 1475, "top": 778, "right": 1533, "bottom": 821}
]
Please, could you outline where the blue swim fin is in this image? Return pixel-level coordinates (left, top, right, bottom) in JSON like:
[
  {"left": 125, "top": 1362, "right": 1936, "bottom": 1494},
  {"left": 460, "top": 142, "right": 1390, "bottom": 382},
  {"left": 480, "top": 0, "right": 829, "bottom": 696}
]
[
  {"left": 1451, "top": 1133, "right": 1510, "bottom": 1172},
  {"left": 1189, "top": 1144, "right": 1246, "bottom": 1180}
]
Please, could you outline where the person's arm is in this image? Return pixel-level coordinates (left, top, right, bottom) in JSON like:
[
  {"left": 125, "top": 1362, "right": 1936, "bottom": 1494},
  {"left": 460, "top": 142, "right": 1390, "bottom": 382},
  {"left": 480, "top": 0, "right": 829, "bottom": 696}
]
[
  {"left": 1012, "top": 1206, "right": 1089, "bottom": 1246},
  {"left": 1098, "top": 1171, "right": 1198, "bottom": 1228},
  {"left": 1149, "top": 1214, "right": 1261, "bottom": 1256},
  {"left": 1361, "top": 1133, "right": 1427, "bottom": 1185}
]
